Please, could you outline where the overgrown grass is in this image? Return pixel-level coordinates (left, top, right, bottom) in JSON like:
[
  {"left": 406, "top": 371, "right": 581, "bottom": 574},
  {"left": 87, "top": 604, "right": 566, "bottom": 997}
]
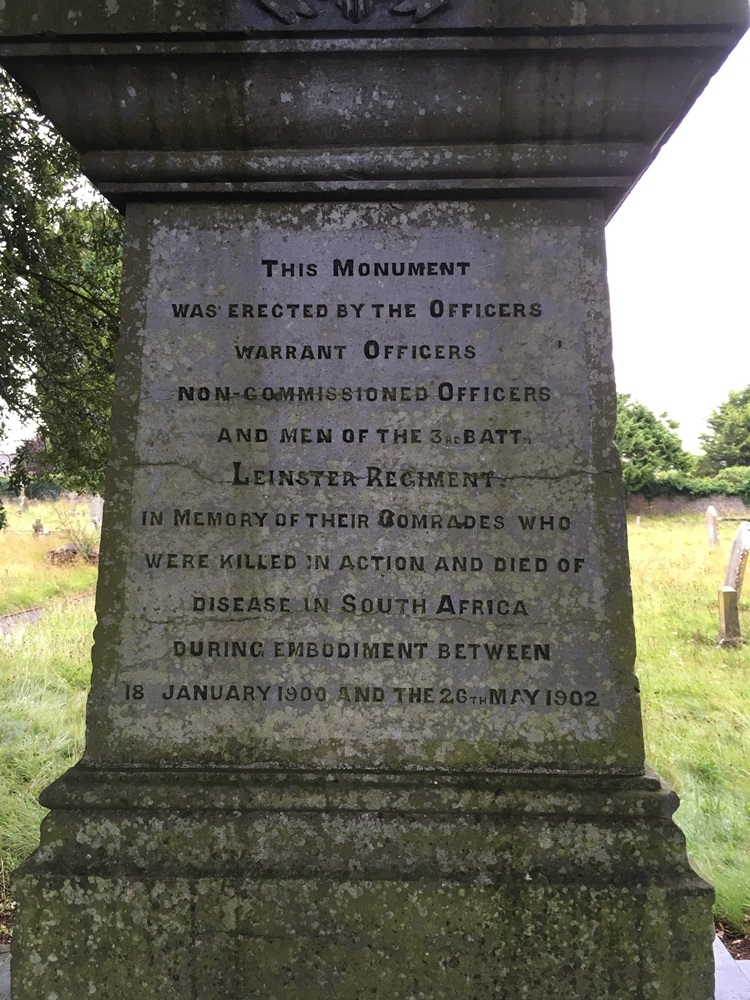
[
  {"left": 0, "top": 500, "right": 98, "bottom": 614},
  {"left": 629, "top": 515, "right": 750, "bottom": 932},
  {"left": 0, "top": 601, "right": 92, "bottom": 886},
  {"left": 0, "top": 514, "right": 748, "bottom": 934}
]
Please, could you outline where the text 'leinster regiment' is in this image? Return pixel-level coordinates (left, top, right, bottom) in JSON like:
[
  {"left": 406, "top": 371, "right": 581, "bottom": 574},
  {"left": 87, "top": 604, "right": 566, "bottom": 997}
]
[{"left": 231, "top": 465, "right": 506, "bottom": 487}]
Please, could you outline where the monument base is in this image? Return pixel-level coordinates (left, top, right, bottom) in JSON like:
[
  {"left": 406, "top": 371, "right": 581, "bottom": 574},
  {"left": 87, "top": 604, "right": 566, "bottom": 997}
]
[{"left": 13, "top": 767, "right": 713, "bottom": 1000}]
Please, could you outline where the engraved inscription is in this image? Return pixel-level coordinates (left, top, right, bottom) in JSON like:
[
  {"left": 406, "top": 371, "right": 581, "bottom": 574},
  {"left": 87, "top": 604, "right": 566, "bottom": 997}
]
[{"left": 107, "top": 199, "right": 633, "bottom": 771}]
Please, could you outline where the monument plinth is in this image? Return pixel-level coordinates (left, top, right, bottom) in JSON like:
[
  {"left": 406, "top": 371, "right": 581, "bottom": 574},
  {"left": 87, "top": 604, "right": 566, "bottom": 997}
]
[{"left": 2, "top": 3, "right": 747, "bottom": 997}]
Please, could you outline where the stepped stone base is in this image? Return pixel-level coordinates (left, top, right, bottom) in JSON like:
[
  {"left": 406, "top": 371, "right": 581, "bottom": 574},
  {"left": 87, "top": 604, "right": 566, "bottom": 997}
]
[{"left": 12, "top": 766, "right": 714, "bottom": 1000}]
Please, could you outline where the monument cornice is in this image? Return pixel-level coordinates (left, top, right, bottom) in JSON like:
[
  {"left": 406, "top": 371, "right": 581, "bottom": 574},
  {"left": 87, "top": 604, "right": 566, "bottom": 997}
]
[{"left": 1, "top": 3, "right": 747, "bottom": 215}]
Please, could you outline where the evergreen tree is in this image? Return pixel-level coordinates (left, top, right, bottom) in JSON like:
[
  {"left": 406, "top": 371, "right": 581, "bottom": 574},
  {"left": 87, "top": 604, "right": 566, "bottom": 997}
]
[
  {"left": 699, "top": 386, "right": 750, "bottom": 473},
  {"left": 615, "top": 394, "right": 692, "bottom": 493}
]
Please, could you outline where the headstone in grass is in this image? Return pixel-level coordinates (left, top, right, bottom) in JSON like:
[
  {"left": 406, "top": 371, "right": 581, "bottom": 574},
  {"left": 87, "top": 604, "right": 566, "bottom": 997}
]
[
  {"left": 2, "top": 4, "right": 747, "bottom": 998},
  {"left": 707, "top": 504, "right": 721, "bottom": 548},
  {"left": 88, "top": 495, "right": 104, "bottom": 528},
  {"left": 718, "top": 521, "right": 750, "bottom": 646}
]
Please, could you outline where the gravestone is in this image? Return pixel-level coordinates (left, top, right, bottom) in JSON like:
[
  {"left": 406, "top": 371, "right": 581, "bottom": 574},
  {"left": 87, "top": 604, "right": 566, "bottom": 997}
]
[
  {"left": 2, "top": 3, "right": 748, "bottom": 998},
  {"left": 707, "top": 505, "right": 721, "bottom": 548},
  {"left": 89, "top": 494, "right": 104, "bottom": 527}
]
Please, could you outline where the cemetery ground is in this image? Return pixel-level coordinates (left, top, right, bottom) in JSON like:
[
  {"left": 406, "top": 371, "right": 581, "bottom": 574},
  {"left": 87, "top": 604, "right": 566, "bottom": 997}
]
[
  {"left": 0, "top": 502, "right": 98, "bottom": 615},
  {"left": 0, "top": 512, "right": 748, "bottom": 955}
]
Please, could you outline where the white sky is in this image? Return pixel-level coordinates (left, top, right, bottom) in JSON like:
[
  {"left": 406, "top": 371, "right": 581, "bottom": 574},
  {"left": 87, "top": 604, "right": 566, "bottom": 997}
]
[{"left": 606, "top": 30, "right": 750, "bottom": 453}]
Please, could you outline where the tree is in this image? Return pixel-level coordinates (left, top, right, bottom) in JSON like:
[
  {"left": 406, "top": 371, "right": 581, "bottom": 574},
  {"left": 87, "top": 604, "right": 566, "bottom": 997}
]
[
  {"left": 0, "top": 68, "right": 123, "bottom": 518},
  {"left": 699, "top": 386, "right": 750, "bottom": 474},
  {"left": 615, "top": 394, "right": 693, "bottom": 493}
]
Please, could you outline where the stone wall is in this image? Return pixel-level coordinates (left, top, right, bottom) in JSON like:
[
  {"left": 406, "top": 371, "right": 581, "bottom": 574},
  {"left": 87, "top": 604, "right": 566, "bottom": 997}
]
[{"left": 627, "top": 493, "right": 750, "bottom": 517}]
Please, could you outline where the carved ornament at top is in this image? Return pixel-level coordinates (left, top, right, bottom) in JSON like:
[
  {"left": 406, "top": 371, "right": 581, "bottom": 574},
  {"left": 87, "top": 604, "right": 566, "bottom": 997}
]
[{"left": 258, "top": 0, "right": 451, "bottom": 26}]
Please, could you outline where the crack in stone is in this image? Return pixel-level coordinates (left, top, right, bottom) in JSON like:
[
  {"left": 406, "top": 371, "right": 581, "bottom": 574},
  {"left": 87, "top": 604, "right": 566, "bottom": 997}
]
[{"left": 496, "top": 469, "right": 618, "bottom": 483}]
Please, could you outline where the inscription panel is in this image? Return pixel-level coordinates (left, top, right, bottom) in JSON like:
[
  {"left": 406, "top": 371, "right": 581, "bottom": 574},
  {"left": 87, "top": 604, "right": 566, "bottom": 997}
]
[{"left": 91, "top": 199, "right": 642, "bottom": 771}]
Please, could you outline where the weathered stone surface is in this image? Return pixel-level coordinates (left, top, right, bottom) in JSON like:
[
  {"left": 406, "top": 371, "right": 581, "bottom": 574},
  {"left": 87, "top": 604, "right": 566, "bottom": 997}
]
[
  {"left": 0, "top": 0, "right": 745, "bottom": 35},
  {"left": 79, "top": 197, "right": 641, "bottom": 775},
  {"left": 14, "top": 769, "right": 714, "bottom": 999},
  {"left": 13, "top": 877, "right": 714, "bottom": 999},
  {"left": 3, "top": 1, "right": 747, "bottom": 997}
]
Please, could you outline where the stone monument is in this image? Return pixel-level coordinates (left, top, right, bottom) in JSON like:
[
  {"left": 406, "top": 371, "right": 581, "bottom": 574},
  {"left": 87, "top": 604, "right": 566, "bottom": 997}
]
[{"left": 1, "top": 3, "right": 747, "bottom": 997}]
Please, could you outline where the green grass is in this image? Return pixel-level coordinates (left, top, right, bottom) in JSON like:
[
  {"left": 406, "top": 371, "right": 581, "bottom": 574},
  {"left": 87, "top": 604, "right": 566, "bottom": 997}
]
[
  {"left": 629, "top": 515, "right": 750, "bottom": 931},
  {"left": 0, "top": 599, "right": 93, "bottom": 932},
  {"left": 0, "top": 513, "right": 749, "bottom": 934},
  {"left": 0, "top": 500, "right": 98, "bottom": 613}
]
